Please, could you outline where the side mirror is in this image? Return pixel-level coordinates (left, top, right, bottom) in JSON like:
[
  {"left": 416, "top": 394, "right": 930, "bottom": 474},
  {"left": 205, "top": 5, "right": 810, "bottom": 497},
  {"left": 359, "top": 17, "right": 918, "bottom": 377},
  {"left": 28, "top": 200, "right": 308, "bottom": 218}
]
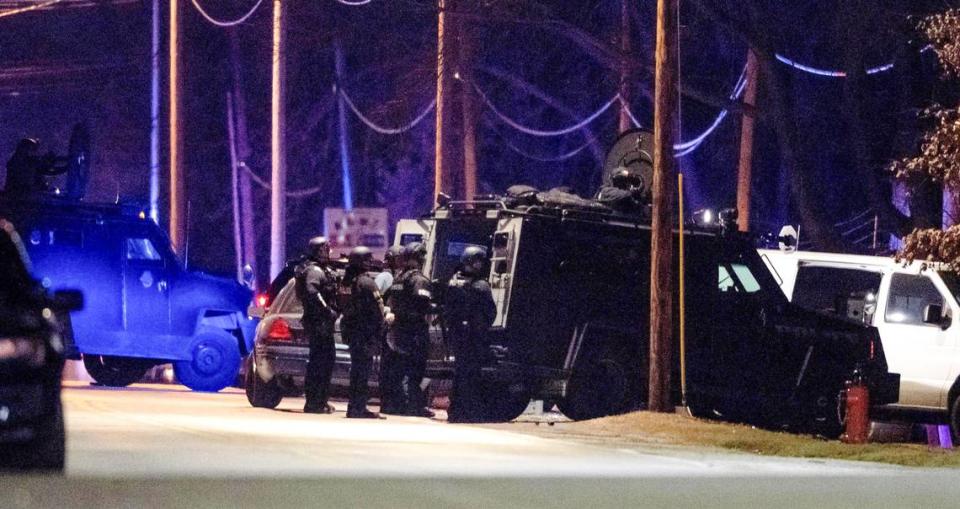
[
  {"left": 241, "top": 264, "right": 256, "bottom": 289},
  {"left": 923, "top": 304, "right": 949, "bottom": 329},
  {"left": 53, "top": 289, "right": 84, "bottom": 312}
]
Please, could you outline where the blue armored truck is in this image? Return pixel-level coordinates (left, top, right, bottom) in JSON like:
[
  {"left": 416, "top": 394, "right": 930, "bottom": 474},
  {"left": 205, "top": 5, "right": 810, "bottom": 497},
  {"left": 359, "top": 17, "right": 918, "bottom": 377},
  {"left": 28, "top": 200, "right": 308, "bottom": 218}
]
[{"left": 0, "top": 195, "right": 256, "bottom": 392}]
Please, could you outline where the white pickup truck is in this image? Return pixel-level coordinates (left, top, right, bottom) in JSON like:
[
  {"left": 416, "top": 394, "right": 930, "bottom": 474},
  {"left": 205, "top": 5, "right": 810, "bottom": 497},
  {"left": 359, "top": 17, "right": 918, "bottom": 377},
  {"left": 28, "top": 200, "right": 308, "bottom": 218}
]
[{"left": 760, "top": 248, "right": 960, "bottom": 440}]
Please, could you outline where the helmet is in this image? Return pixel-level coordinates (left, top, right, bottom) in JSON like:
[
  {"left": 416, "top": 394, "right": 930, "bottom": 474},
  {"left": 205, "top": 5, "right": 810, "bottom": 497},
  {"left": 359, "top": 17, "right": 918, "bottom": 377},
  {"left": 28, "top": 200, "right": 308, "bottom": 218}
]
[
  {"left": 460, "top": 246, "right": 486, "bottom": 275},
  {"left": 460, "top": 246, "right": 486, "bottom": 266},
  {"left": 348, "top": 246, "right": 373, "bottom": 268},
  {"left": 306, "top": 236, "right": 330, "bottom": 260},
  {"left": 385, "top": 245, "right": 403, "bottom": 262},
  {"left": 404, "top": 242, "right": 427, "bottom": 259},
  {"left": 610, "top": 167, "right": 644, "bottom": 190}
]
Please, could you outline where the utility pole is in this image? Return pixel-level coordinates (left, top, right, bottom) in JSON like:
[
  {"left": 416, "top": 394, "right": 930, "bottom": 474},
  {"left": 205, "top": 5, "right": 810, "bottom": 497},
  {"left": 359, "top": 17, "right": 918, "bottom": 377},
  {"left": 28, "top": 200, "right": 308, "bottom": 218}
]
[
  {"left": 334, "top": 39, "right": 354, "bottom": 211},
  {"left": 434, "top": 0, "right": 456, "bottom": 204},
  {"left": 736, "top": 49, "right": 759, "bottom": 232},
  {"left": 169, "top": 0, "right": 185, "bottom": 256},
  {"left": 648, "top": 0, "right": 679, "bottom": 413},
  {"left": 229, "top": 30, "right": 258, "bottom": 283},
  {"left": 618, "top": 0, "right": 634, "bottom": 133},
  {"left": 149, "top": 0, "right": 160, "bottom": 224},
  {"left": 227, "top": 93, "right": 243, "bottom": 282},
  {"left": 269, "top": 0, "right": 286, "bottom": 279},
  {"left": 460, "top": 7, "right": 478, "bottom": 201}
]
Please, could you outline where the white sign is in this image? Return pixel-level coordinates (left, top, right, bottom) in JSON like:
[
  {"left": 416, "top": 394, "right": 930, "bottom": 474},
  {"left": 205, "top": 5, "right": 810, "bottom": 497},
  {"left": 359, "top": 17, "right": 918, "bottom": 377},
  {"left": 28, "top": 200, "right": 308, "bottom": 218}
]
[{"left": 323, "top": 207, "right": 390, "bottom": 259}]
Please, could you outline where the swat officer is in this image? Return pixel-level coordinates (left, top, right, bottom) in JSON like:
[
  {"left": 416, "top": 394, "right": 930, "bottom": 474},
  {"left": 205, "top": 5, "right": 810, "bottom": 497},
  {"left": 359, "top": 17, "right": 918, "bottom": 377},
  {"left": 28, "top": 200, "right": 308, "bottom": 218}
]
[
  {"left": 340, "top": 246, "right": 386, "bottom": 419},
  {"left": 294, "top": 236, "right": 340, "bottom": 414},
  {"left": 378, "top": 245, "right": 404, "bottom": 414},
  {"left": 445, "top": 246, "right": 497, "bottom": 423},
  {"left": 4, "top": 138, "right": 67, "bottom": 195},
  {"left": 390, "top": 242, "right": 435, "bottom": 417},
  {"left": 595, "top": 167, "right": 650, "bottom": 217}
]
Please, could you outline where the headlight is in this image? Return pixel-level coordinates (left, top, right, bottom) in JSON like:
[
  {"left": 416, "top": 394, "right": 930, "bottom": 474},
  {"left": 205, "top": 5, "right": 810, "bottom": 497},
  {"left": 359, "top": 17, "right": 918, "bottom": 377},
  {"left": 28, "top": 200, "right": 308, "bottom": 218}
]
[{"left": 0, "top": 337, "right": 46, "bottom": 366}]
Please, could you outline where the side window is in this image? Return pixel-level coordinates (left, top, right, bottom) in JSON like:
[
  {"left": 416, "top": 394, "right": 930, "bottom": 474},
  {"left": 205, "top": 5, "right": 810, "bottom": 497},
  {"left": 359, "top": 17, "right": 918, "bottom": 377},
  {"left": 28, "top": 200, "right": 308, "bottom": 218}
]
[
  {"left": 885, "top": 274, "right": 945, "bottom": 326},
  {"left": 731, "top": 264, "right": 761, "bottom": 293},
  {"left": 126, "top": 238, "right": 162, "bottom": 262},
  {"left": 718, "top": 266, "right": 736, "bottom": 292},
  {"left": 793, "top": 266, "right": 882, "bottom": 322},
  {"left": 718, "top": 263, "right": 761, "bottom": 294}
]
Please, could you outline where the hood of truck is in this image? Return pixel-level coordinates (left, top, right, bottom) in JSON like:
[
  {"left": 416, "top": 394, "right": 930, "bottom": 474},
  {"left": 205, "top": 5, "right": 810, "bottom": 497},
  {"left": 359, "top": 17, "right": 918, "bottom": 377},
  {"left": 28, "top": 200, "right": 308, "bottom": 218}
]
[{"left": 176, "top": 271, "right": 252, "bottom": 313}]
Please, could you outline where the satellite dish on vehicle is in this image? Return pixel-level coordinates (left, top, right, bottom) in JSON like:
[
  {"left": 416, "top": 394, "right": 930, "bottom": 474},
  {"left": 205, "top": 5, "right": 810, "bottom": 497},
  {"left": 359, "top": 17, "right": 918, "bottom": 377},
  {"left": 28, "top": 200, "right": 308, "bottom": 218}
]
[{"left": 602, "top": 128, "right": 654, "bottom": 197}]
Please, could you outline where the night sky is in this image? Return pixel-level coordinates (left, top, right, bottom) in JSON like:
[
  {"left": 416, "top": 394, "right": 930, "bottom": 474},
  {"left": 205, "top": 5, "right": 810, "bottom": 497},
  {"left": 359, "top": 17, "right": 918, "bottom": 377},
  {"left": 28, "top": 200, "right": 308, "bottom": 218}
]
[{"left": 0, "top": 0, "right": 950, "bottom": 280}]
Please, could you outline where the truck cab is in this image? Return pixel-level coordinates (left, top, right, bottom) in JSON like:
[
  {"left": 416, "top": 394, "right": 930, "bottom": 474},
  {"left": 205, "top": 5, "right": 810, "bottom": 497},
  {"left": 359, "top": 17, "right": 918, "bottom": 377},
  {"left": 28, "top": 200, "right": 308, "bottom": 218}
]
[
  {"left": 0, "top": 195, "right": 256, "bottom": 392},
  {"left": 760, "top": 248, "right": 960, "bottom": 439}
]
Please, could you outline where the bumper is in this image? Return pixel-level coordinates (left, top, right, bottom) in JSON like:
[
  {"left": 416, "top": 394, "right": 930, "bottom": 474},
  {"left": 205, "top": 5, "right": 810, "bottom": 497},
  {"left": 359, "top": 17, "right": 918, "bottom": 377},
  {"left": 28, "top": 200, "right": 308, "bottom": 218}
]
[{"left": 254, "top": 342, "right": 351, "bottom": 382}]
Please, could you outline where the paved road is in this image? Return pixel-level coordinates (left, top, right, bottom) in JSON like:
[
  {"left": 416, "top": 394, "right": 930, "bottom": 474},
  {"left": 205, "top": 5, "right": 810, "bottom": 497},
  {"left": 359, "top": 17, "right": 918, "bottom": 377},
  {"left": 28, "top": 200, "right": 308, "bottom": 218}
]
[{"left": 4, "top": 382, "right": 960, "bottom": 508}]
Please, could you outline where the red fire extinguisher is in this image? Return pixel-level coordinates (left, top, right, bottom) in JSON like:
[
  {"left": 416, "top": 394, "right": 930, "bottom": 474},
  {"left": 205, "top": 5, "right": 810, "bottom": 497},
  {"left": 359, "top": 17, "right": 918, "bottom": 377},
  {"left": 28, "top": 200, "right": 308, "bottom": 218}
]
[{"left": 841, "top": 370, "right": 870, "bottom": 444}]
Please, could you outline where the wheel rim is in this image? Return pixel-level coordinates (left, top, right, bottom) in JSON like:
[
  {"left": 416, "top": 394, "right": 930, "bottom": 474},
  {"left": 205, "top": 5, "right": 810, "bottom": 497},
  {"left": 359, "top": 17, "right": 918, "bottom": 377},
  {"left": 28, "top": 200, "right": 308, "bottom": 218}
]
[{"left": 193, "top": 342, "right": 225, "bottom": 376}]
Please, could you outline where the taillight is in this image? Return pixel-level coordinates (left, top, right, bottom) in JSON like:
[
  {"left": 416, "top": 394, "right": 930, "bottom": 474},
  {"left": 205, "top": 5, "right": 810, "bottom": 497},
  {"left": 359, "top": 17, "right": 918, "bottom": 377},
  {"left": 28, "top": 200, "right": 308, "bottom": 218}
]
[
  {"left": 266, "top": 318, "right": 292, "bottom": 341},
  {"left": 256, "top": 294, "right": 269, "bottom": 308},
  {"left": 869, "top": 337, "right": 876, "bottom": 361}
]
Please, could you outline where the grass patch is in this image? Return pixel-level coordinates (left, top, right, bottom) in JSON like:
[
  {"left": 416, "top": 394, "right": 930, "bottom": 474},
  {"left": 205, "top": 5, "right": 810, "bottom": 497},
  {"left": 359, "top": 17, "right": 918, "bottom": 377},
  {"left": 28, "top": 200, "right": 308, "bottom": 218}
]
[{"left": 505, "top": 411, "right": 960, "bottom": 468}]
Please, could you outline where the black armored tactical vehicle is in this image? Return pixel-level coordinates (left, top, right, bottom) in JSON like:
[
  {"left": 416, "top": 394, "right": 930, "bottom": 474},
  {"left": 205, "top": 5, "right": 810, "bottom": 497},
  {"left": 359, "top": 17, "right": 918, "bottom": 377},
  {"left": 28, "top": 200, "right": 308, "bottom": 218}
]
[{"left": 411, "top": 130, "right": 899, "bottom": 434}]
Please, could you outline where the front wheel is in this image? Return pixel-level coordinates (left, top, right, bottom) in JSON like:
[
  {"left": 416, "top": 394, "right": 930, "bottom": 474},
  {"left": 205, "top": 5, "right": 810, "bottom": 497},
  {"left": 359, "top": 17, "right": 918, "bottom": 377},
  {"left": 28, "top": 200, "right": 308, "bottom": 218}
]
[
  {"left": 558, "top": 358, "right": 636, "bottom": 421},
  {"left": 174, "top": 328, "right": 242, "bottom": 392},
  {"left": 244, "top": 355, "right": 282, "bottom": 408},
  {"left": 83, "top": 355, "right": 152, "bottom": 387},
  {"left": 477, "top": 381, "right": 530, "bottom": 422}
]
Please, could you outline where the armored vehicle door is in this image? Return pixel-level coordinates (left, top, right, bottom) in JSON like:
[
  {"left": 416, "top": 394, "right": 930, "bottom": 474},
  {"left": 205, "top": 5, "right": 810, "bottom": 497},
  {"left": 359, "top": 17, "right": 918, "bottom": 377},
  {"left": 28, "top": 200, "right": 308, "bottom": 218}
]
[{"left": 121, "top": 231, "right": 171, "bottom": 337}]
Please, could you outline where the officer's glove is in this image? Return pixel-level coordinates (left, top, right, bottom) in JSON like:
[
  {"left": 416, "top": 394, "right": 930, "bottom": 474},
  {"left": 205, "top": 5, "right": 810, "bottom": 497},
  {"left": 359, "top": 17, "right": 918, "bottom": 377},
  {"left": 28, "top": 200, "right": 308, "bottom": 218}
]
[{"left": 384, "top": 312, "right": 396, "bottom": 326}]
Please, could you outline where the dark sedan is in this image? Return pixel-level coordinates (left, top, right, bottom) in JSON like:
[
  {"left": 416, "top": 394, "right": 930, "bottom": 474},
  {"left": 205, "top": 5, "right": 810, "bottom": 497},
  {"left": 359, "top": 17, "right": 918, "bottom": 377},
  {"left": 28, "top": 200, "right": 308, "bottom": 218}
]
[{"left": 0, "top": 219, "right": 82, "bottom": 471}]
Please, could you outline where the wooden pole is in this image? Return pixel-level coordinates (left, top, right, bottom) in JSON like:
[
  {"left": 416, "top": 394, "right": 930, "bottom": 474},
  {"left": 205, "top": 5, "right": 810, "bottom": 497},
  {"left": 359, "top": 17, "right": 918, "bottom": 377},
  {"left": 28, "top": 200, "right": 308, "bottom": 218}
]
[
  {"left": 434, "top": 0, "right": 455, "bottom": 204},
  {"left": 618, "top": 0, "right": 633, "bottom": 133},
  {"left": 460, "top": 14, "right": 478, "bottom": 201},
  {"left": 149, "top": 0, "right": 160, "bottom": 224},
  {"left": 229, "top": 30, "right": 258, "bottom": 284},
  {"left": 227, "top": 93, "right": 243, "bottom": 283},
  {"left": 736, "top": 49, "right": 759, "bottom": 232},
  {"left": 169, "top": 0, "right": 185, "bottom": 256},
  {"left": 269, "top": 0, "right": 287, "bottom": 279},
  {"left": 648, "top": 0, "right": 678, "bottom": 414}
]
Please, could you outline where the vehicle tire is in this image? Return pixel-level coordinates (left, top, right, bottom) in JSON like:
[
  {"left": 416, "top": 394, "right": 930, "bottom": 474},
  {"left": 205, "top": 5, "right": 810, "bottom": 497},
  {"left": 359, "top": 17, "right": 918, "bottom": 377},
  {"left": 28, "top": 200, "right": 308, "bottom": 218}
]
[
  {"left": 83, "top": 354, "right": 151, "bottom": 387},
  {"left": 0, "top": 395, "right": 65, "bottom": 472},
  {"left": 558, "top": 357, "right": 634, "bottom": 421},
  {"left": 949, "top": 393, "right": 960, "bottom": 446},
  {"left": 478, "top": 381, "right": 530, "bottom": 422},
  {"left": 244, "top": 355, "right": 282, "bottom": 409},
  {"left": 175, "top": 328, "right": 242, "bottom": 393}
]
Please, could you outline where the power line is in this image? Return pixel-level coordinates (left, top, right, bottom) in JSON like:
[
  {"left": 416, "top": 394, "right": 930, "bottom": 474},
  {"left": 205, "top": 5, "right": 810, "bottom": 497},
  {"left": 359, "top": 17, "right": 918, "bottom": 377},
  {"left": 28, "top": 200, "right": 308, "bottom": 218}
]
[
  {"left": 475, "top": 83, "right": 620, "bottom": 137},
  {"left": 188, "top": 0, "right": 264, "bottom": 27},
  {"left": 339, "top": 86, "right": 436, "bottom": 134},
  {"left": 0, "top": 0, "right": 65, "bottom": 18}
]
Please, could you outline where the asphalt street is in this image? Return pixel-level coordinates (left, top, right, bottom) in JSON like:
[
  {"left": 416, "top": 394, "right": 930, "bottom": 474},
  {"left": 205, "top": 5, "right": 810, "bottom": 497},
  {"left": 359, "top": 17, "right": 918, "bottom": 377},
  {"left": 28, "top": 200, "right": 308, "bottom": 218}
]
[{"left": 3, "top": 381, "right": 960, "bottom": 508}]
